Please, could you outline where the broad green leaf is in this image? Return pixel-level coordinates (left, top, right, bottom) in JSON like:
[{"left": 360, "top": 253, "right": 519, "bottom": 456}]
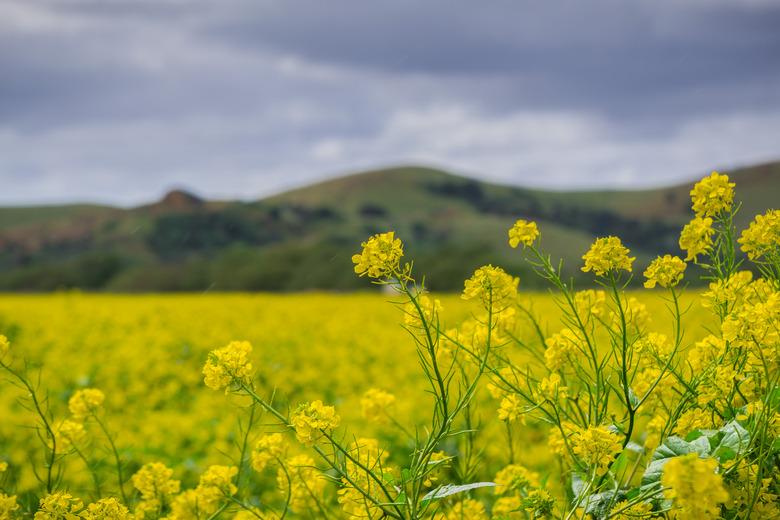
[
  {"left": 422, "top": 482, "right": 496, "bottom": 502},
  {"left": 641, "top": 435, "right": 711, "bottom": 489}
]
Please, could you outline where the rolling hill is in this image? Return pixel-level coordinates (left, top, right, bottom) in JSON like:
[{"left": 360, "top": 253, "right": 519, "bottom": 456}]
[{"left": 0, "top": 161, "right": 778, "bottom": 291}]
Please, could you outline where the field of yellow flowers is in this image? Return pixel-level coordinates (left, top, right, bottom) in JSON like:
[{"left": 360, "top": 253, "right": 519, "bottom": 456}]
[{"left": 1, "top": 171, "right": 779, "bottom": 519}]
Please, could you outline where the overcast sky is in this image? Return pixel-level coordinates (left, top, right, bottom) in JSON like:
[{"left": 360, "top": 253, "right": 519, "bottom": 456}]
[{"left": 1, "top": 0, "right": 779, "bottom": 205}]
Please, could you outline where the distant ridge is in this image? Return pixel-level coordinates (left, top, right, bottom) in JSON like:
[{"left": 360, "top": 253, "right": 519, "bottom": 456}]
[{"left": 0, "top": 161, "right": 777, "bottom": 291}]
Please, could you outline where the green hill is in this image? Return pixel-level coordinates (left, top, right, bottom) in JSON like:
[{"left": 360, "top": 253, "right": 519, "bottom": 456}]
[{"left": 0, "top": 162, "right": 777, "bottom": 291}]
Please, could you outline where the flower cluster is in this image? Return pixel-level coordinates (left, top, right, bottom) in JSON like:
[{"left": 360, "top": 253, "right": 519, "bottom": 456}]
[
  {"left": 679, "top": 216, "right": 714, "bottom": 262},
  {"left": 351, "top": 231, "right": 404, "bottom": 279},
  {"left": 68, "top": 388, "right": 105, "bottom": 420},
  {"left": 643, "top": 254, "right": 686, "bottom": 289},
  {"left": 250, "top": 433, "right": 287, "bottom": 472},
  {"left": 0, "top": 335, "right": 9, "bottom": 358},
  {"left": 662, "top": 454, "right": 728, "bottom": 520},
  {"left": 508, "top": 219, "right": 539, "bottom": 248},
  {"left": 690, "top": 171, "right": 735, "bottom": 217},
  {"left": 202, "top": 340, "right": 255, "bottom": 391},
  {"left": 581, "top": 236, "right": 635, "bottom": 276},
  {"left": 360, "top": 387, "right": 396, "bottom": 423},
  {"left": 290, "top": 400, "right": 340, "bottom": 445},
  {"left": 461, "top": 264, "right": 519, "bottom": 309},
  {"left": 570, "top": 426, "right": 622, "bottom": 472},
  {"left": 739, "top": 208, "right": 780, "bottom": 260}
]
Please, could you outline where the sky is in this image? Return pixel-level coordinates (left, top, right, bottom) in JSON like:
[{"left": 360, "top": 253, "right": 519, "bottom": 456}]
[{"left": 1, "top": 0, "right": 779, "bottom": 205}]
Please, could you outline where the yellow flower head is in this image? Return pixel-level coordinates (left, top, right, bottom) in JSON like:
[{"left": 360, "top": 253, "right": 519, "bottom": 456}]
[
  {"left": 0, "top": 462, "right": 7, "bottom": 473},
  {"left": 544, "top": 328, "right": 580, "bottom": 372},
  {"left": 643, "top": 254, "right": 686, "bottom": 289},
  {"left": 34, "top": 492, "right": 84, "bottom": 519},
  {"left": 0, "top": 335, "right": 10, "bottom": 358},
  {"left": 280, "top": 454, "right": 325, "bottom": 512},
  {"left": 131, "top": 462, "right": 181, "bottom": 501},
  {"left": 81, "top": 498, "right": 132, "bottom": 520},
  {"left": 679, "top": 217, "right": 714, "bottom": 262},
  {"left": 444, "top": 499, "right": 488, "bottom": 520},
  {"left": 404, "top": 295, "right": 442, "bottom": 329},
  {"left": 0, "top": 493, "right": 19, "bottom": 518},
  {"left": 662, "top": 454, "right": 728, "bottom": 520},
  {"left": 54, "top": 419, "right": 86, "bottom": 450},
  {"left": 573, "top": 289, "right": 608, "bottom": 322},
  {"left": 199, "top": 465, "right": 238, "bottom": 497},
  {"left": 291, "top": 400, "right": 340, "bottom": 445},
  {"left": 352, "top": 231, "right": 404, "bottom": 279},
  {"left": 739, "top": 209, "right": 780, "bottom": 261},
  {"left": 538, "top": 373, "right": 568, "bottom": 401},
  {"left": 609, "top": 500, "right": 653, "bottom": 520},
  {"left": 68, "top": 388, "right": 105, "bottom": 420},
  {"left": 462, "top": 264, "right": 519, "bottom": 309},
  {"left": 497, "top": 393, "right": 525, "bottom": 423},
  {"left": 360, "top": 387, "right": 396, "bottom": 423},
  {"left": 571, "top": 425, "right": 622, "bottom": 472},
  {"left": 251, "top": 433, "right": 287, "bottom": 472},
  {"left": 202, "top": 340, "right": 255, "bottom": 391},
  {"left": 581, "top": 236, "right": 635, "bottom": 276},
  {"left": 690, "top": 171, "right": 735, "bottom": 217},
  {"left": 494, "top": 464, "right": 540, "bottom": 495},
  {"left": 508, "top": 219, "right": 539, "bottom": 248},
  {"left": 521, "top": 489, "right": 555, "bottom": 518}
]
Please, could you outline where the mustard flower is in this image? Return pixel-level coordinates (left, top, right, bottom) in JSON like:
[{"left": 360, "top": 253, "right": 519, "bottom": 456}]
[
  {"left": 494, "top": 464, "right": 540, "bottom": 495},
  {"left": 167, "top": 489, "right": 215, "bottom": 520},
  {"left": 643, "top": 254, "right": 686, "bottom": 289},
  {"left": 462, "top": 264, "right": 519, "bottom": 309},
  {"left": 199, "top": 465, "right": 238, "bottom": 497},
  {"left": 662, "top": 454, "right": 728, "bottom": 520},
  {"left": 403, "top": 294, "right": 442, "bottom": 329},
  {"left": 543, "top": 328, "right": 580, "bottom": 371},
  {"left": 570, "top": 425, "right": 622, "bottom": 472},
  {"left": 423, "top": 451, "right": 448, "bottom": 488},
  {"left": 497, "top": 394, "right": 525, "bottom": 423},
  {"left": 279, "top": 454, "right": 325, "bottom": 512},
  {"left": 492, "top": 496, "right": 523, "bottom": 518},
  {"left": 251, "top": 433, "right": 287, "bottom": 472},
  {"left": 581, "top": 236, "right": 635, "bottom": 276},
  {"left": 351, "top": 231, "right": 404, "bottom": 279},
  {"left": 573, "top": 289, "right": 608, "bottom": 321},
  {"left": 508, "top": 219, "right": 539, "bottom": 248},
  {"left": 0, "top": 335, "right": 9, "bottom": 358},
  {"left": 675, "top": 408, "right": 712, "bottom": 436},
  {"left": 202, "top": 340, "right": 255, "bottom": 391},
  {"left": 609, "top": 500, "right": 653, "bottom": 520},
  {"left": 68, "top": 388, "right": 105, "bottom": 420},
  {"left": 520, "top": 489, "right": 555, "bottom": 518},
  {"left": 633, "top": 332, "right": 673, "bottom": 363},
  {"left": 80, "top": 498, "right": 132, "bottom": 520},
  {"left": 0, "top": 462, "right": 7, "bottom": 472},
  {"left": 34, "top": 492, "right": 83, "bottom": 519},
  {"left": 687, "top": 335, "right": 724, "bottom": 372},
  {"left": 444, "top": 499, "right": 488, "bottom": 520},
  {"left": 690, "top": 171, "right": 735, "bottom": 217},
  {"left": 360, "top": 387, "right": 396, "bottom": 423},
  {"left": 538, "top": 373, "right": 568, "bottom": 401},
  {"left": 131, "top": 462, "right": 181, "bottom": 501},
  {"left": 54, "top": 419, "right": 86, "bottom": 450},
  {"left": 679, "top": 216, "right": 714, "bottom": 262},
  {"left": 739, "top": 209, "right": 780, "bottom": 260},
  {"left": 0, "top": 494, "right": 19, "bottom": 519},
  {"left": 291, "top": 400, "right": 340, "bottom": 445}
]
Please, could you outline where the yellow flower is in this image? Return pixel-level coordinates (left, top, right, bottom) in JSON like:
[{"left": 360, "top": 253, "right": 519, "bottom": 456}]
[
  {"left": 251, "top": 433, "right": 287, "bottom": 472},
  {"left": 543, "top": 328, "right": 580, "bottom": 371},
  {"left": 679, "top": 217, "right": 714, "bottom": 262},
  {"left": 54, "top": 419, "right": 87, "bottom": 450},
  {"left": 573, "top": 289, "right": 608, "bottom": 322},
  {"left": 690, "top": 171, "right": 735, "bottom": 217},
  {"left": 662, "top": 454, "right": 728, "bottom": 520},
  {"left": 291, "top": 400, "right": 340, "bottom": 445},
  {"left": 444, "top": 499, "right": 488, "bottom": 520},
  {"left": 280, "top": 454, "right": 325, "bottom": 512},
  {"left": 34, "top": 492, "right": 83, "bottom": 519},
  {"left": 199, "top": 465, "right": 238, "bottom": 497},
  {"left": 404, "top": 295, "right": 443, "bottom": 329},
  {"left": 80, "top": 498, "right": 132, "bottom": 520},
  {"left": 352, "top": 231, "right": 404, "bottom": 279},
  {"left": 462, "top": 265, "right": 519, "bottom": 309},
  {"left": 131, "top": 462, "right": 181, "bottom": 501},
  {"left": 739, "top": 209, "right": 780, "bottom": 260},
  {"left": 581, "top": 236, "right": 635, "bottom": 276},
  {"left": 492, "top": 496, "right": 523, "bottom": 518},
  {"left": 68, "top": 388, "right": 105, "bottom": 420},
  {"left": 360, "top": 388, "right": 396, "bottom": 423},
  {"left": 0, "top": 462, "right": 7, "bottom": 473},
  {"left": 643, "top": 255, "right": 686, "bottom": 289},
  {"left": 571, "top": 425, "right": 622, "bottom": 472},
  {"left": 520, "top": 489, "right": 555, "bottom": 518},
  {"left": 675, "top": 408, "right": 712, "bottom": 436},
  {"left": 0, "top": 335, "right": 9, "bottom": 358},
  {"left": 423, "top": 451, "right": 448, "bottom": 488},
  {"left": 497, "top": 394, "right": 525, "bottom": 423},
  {"left": 609, "top": 500, "right": 653, "bottom": 520},
  {"left": 538, "top": 373, "right": 568, "bottom": 401},
  {"left": 633, "top": 332, "right": 673, "bottom": 364},
  {"left": 494, "top": 464, "right": 540, "bottom": 495},
  {"left": 508, "top": 219, "right": 539, "bottom": 248},
  {"left": 202, "top": 340, "right": 255, "bottom": 391},
  {"left": 687, "top": 335, "right": 724, "bottom": 373},
  {"left": 0, "top": 494, "right": 19, "bottom": 519}
]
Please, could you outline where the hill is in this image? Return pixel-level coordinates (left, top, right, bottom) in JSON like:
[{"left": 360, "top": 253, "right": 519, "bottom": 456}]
[{"left": 0, "top": 161, "right": 777, "bottom": 291}]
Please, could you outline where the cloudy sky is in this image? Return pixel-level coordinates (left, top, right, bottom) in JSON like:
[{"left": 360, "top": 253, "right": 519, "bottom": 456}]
[{"left": 1, "top": 0, "right": 779, "bottom": 205}]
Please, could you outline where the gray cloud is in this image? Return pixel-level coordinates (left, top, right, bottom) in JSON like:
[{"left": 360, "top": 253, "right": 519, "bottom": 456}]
[{"left": 0, "top": 0, "right": 778, "bottom": 204}]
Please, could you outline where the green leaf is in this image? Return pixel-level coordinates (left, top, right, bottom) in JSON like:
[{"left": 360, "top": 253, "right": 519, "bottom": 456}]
[
  {"left": 421, "top": 482, "right": 496, "bottom": 502},
  {"left": 641, "top": 435, "right": 711, "bottom": 489},
  {"left": 713, "top": 420, "right": 750, "bottom": 462}
]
